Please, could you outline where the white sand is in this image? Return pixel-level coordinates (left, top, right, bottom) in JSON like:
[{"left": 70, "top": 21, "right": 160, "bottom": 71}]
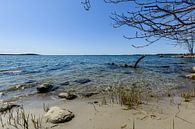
[{"left": 15, "top": 94, "right": 195, "bottom": 129}]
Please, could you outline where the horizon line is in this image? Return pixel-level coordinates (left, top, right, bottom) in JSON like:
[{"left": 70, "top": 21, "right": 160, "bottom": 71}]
[{"left": 0, "top": 53, "right": 189, "bottom": 56}]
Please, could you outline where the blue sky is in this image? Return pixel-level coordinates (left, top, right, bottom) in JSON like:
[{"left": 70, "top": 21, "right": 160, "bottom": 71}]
[{"left": 0, "top": 0, "right": 186, "bottom": 55}]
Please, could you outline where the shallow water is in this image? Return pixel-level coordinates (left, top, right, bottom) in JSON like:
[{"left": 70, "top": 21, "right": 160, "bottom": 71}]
[{"left": 0, "top": 55, "right": 194, "bottom": 102}]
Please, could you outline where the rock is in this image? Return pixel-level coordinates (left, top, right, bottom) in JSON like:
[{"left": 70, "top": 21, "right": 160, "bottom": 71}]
[
  {"left": 0, "top": 92, "right": 5, "bottom": 97},
  {"left": 161, "top": 66, "right": 170, "bottom": 68},
  {"left": 111, "top": 63, "right": 115, "bottom": 65},
  {"left": 6, "top": 82, "right": 36, "bottom": 92},
  {"left": 120, "top": 64, "right": 133, "bottom": 68},
  {"left": 124, "top": 64, "right": 129, "bottom": 67},
  {"left": 108, "top": 63, "right": 116, "bottom": 65},
  {"left": 44, "top": 106, "right": 74, "bottom": 124},
  {"left": 37, "top": 83, "right": 53, "bottom": 93},
  {"left": 74, "top": 79, "right": 91, "bottom": 84},
  {"left": 60, "top": 81, "right": 70, "bottom": 86},
  {"left": 0, "top": 103, "right": 20, "bottom": 113},
  {"left": 93, "top": 101, "right": 98, "bottom": 104},
  {"left": 124, "top": 71, "right": 131, "bottom": 74},
  {"left": 173, "top": 96, "right": 182, "bottom": 105},
  {"left": 81, "top": 92, "right": 99, "bottom": 98},
  {"left": 192, "top": 67, "right": 195, "bottom": 73},
  {"left": 58, "top": 92, "right": 77, "bottom": 100},
  {"left": 25, "top": 80, "right": 36, "bottom": 84},
  {"left": 185, "top": 73, "right": 195, "bottom": 80}
]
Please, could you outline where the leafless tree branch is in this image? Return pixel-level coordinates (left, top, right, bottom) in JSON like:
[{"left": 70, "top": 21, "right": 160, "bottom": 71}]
[{"left": 82, "top": 0, "right": 195, "bottom": 54}]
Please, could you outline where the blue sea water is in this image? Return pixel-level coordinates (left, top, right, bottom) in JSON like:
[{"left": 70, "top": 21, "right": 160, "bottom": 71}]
[{"left": 0, "top": 55, "right": 194, "bottom": 102}]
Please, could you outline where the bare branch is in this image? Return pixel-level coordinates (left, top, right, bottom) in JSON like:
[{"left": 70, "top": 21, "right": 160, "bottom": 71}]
[{"left": 83, "top": 0, "right": 195, "bottom": 54}]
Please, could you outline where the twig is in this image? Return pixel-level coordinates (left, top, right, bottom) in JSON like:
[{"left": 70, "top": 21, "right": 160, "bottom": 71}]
[
  {"left": 175, "top": 105, "right": 192, "bottom": 124},
  {"left": 88, "top": 102, "right": 99, "bottom": 112}
]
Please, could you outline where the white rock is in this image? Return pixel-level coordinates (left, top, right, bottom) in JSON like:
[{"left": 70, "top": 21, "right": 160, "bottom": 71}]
[
  {"left": 0, "top": 92, "right": 5, "bottom": 97},
  {"left": 58, "top": 92, "right": 69, "bottom": 98},
  {"left": 44, "top": 106, "right": 74, "bottom": 124},
  {"left": 173, "top": 96, "right": 182, "bottom": 105},
  {"left": 192, "top": 67, "right": 195, "bottom": 73},
  {"left": 58, "top": 92, "right": 77, "bottom": 100},
  {"left": 185, "top": 73, "right": 195, "bottom": 80}
]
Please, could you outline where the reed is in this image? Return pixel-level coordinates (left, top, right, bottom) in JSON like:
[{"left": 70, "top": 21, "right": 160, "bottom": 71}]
[
  {"left": 43, "top": 103, "right": 49, "bottom": 112},
  {"left": 181, "top": 91, "right": 191, "bottom": 102},
  {"left": 118, "top": 86, "right": 142, "bottom": 109},
  {"left": 173, "top": 118, "right": 175, "bottom": 129},
  {"left": 0, "top": 105, "right": 47, "bottom": 129},
  {"left": 132, "top": 119, "right": 135, "bottom": 129}
]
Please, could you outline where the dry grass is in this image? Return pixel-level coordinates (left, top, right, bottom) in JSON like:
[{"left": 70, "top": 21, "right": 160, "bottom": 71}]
[
  {"left": 117, "top": 86, "right": 142, "bottom": 109},
  {"left": 181, "top": 91, "right": 191, "bottom": 102},
  {"left": 43, "top": 103, "right": 50, "bottom": 112},
  {"left": 0, "top": 106, "right": 48, "bottom": 129},
  {"left": 180, "top": 87, "right": 195, "bottom": 102},
  {"left": 173, "top": 118, "right": 175, "bottom": 129}
]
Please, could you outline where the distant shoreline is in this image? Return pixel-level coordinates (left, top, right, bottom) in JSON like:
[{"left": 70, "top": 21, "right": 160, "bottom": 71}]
[
  {"left": 0, "top": 53, "right": 40, "bottom": 55},
  {"left": 0, "top": 53, "right": 193, "bottom": 56}
]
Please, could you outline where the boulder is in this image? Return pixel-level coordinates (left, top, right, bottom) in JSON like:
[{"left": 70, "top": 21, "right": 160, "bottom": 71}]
[
  {"left": 108, "top": 63, "right": 115, "bottom": 65},
  {"left": 185, "top": 73, "right": 195, "bottom": 80},
  {"left": 74, "top": 79, "right": 91, "bottom": 84},
  {"left": 192, "top": 67, "right": 195, "bottom": 73},
  {"left": 173, "top": 96, "right": 182, "bottom": 105},
  {"left": 0, "top": 92, "right": 5, "bottom": 97},
  {"left": 58, "top": 92, "right": 77, "bottom": 100},
  {"left": 60, "top": 81, "right": 70, "bottom": 86},
  {"left": 124, "top": 64, "right": 129, "bottom": 67},
  {"left": 44, "top": 106, "right": 74, "bottom": 124},
  {"left": 37, "top": 83, "right": 53, "bottom": 93},
  {"left": 81, "top": 92, "right": 99, "bottom": 98}
]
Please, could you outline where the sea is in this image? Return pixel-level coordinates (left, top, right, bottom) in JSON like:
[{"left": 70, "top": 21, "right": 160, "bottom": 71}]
[{"left": 0, "top": 55, "right": 194, "bottom": 102}]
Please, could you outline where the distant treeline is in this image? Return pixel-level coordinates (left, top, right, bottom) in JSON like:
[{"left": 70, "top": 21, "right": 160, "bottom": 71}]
[{"left": 0, "top": 53, "right": 39, "bottom": 55}]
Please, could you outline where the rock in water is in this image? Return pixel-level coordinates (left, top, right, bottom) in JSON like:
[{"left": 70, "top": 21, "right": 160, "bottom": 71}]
[
  {"left": 44, "top": 106, "right": 74, "bottom": 124},
  {"left": 60, "top": 81, "right": 70, "bottom": 86},
  {"left": 192, "top": 67, "right": 195, "bottom": 73},
  {"left": 185, "top": 74, "right": 195, "bottom": 80},
  {"left": 74, "top": 79, "right": 91, "bottom": 84},
  {"left": 0, "top": 92, "right": 5, "bottom": 97},
  {"left": 37, "top": 83, "right": 53, "bottom": 93},
  {"left": 58, "top": 92, "right": 77, "bottom": 100}
]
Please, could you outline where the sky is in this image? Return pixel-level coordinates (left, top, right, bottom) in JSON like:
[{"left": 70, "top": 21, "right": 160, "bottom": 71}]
[{"left": 0, "top": 0, "right": 187, "bottom": 55}]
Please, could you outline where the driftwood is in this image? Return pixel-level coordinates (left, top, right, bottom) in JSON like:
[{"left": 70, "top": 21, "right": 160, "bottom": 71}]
[
  {"left": 133, "top": 55, "right": 146, "bottom": 68},
  {"left": 108, "top": 55, "right": 146, "bottom": 68}
]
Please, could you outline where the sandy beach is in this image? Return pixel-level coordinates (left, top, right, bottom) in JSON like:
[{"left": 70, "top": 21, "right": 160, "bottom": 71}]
[{"left": 1, "top": 88, "right": 195, "bottom": 129}]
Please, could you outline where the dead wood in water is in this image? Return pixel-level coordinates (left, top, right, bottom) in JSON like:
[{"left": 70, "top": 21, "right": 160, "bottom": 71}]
[
  {"left": 133, "top": 55, "right": 146, "bottom": 68},
  {"left": 107, "top": 55, "right": 146, "bottom": 68}
]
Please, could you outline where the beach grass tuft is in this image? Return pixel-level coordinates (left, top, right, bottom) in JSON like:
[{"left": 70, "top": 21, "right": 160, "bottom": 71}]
[
  {"left": 118, "top": 86, "right": 142, "bottom": 109},
  {"left": 0, "top": 105, "right": 47, "bottom": 129},
  {"left": 181, "top": 91, "right": 191, "bottom": 102}
]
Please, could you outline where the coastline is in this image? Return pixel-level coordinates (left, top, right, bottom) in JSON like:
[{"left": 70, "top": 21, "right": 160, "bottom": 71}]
[
  {"left": 1, "top": 84, "right": 195, "bottom": 129},
  {"left": 0, "top": 55, "right": 194, "bottom": 129}
]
